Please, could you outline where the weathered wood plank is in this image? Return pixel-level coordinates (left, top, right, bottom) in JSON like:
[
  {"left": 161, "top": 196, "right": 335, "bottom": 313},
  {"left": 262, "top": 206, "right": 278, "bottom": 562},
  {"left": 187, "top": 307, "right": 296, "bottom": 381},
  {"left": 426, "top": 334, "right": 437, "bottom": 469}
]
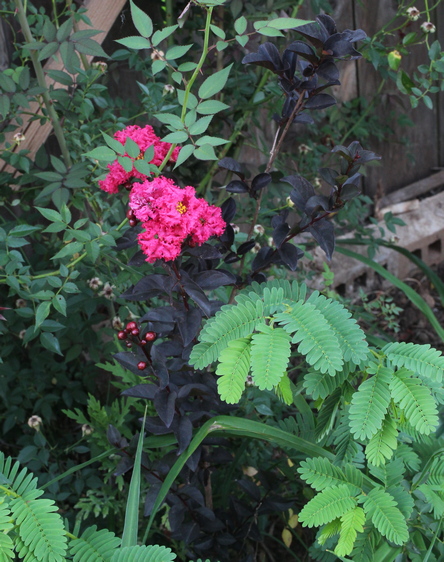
[
  {"left": 378, "top": 169, "right": 444, "bottom": 208},
  {"left": 1, "top": 0, "right": 126, "bottom": 174}
]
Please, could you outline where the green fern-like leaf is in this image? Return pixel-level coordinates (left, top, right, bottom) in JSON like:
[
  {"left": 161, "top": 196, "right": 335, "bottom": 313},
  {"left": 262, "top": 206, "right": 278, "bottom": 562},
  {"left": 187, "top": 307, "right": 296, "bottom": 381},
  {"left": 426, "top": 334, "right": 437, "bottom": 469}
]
[
  {"left": 189, "top": 298, "right": 263, "bottom": 369},
  {"left": 360, "top": 487, "right": 409, "bottom": 545},
  {"left": 365, "top": 414, "right": 398, "bottom": 467},
  {"left": 0, "top": 498, "right": 14, "bottom": 561},
  {"left": 389, "top": 368, "right": 439, "bottom": 434},
  {"left": 298, "top": 458, "right": 362, "bottom": 494},
  {"left": 315, "top": 388, "right": 342, "bottom": 442},
  {"left": 386, "top": 485, "right": 414, "bottom": 519},
  {"left": 306, "top": 292, "right": 369, "bottom": 366},
  {"left": 369, "top": 457, "right": 405, "bottom": 489},
  {"left": 299, "top": 484, "right": 357, "bottom": 528},
  {"left": 236, "top": 279, "right": 306, "bottom": 310},
  {"left": 394, "top": 444, "right": 421, "bottom": 472},
  {"left": 383, "top": 341, "right": 444, "bottom": 381},
  {"left": 250, "top": 324, "right": 291, "bottom": 390},
  {"left": 333, "top": 414, "right": 364, "bottom": 467},
  {"left": 334, "top": 506, "right": 366, "bottom": 557},
  {"left": 110, "top": 545, "right": 176, "bottom": 562},
  {"left": 349, "top": 364, "right": 393, "bottom": 440},
  {"left": 317, "top": 518, "right": 341, "bottom": 545},
  {"left": 216, "top": 337, "right": 251, "bottom": 404},
  {"left": 275, "top": 374, "right": 293, "bottom": 405},
  {"left": 350, "top": 524, "right": 378, "bottom": 562},
  {"left": 417, "top": 483, "right": 444, "bottom": 518},
  {"left": 69, "top": 526, "right": 121, "bottom": 561},
  {"left": 303, "top": 367, "right": 348, "bottom": 400},
  {"left": 275, "top": 301, "right": 343, "bottom": 375}
]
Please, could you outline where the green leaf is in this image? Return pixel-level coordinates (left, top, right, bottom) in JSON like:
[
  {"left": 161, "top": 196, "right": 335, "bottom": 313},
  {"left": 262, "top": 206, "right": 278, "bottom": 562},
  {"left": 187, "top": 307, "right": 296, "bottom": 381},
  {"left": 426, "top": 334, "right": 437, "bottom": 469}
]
[
  {"left": 174, "top": 144, "right": 195, "bottom": 168},
  {"left": 130, "top": 0, "right": 153, "bottom": 38},
  {"left": 216, "top": 41, "right": 229, "bottom": 51},
  {"left": 195, "top": 135, "right": 227, "bottom": 147},
  {"left": 365, "top": 414, "right": 398, "bottom": 466},
  {"left": 0, "top": 94, "right": 10, "bottom": 118},
  {"left": 198, "top": 63, "right": 233, "bottom": 99},
  {"left": 154, "top": 112, "right": 184, "bottom": 129},
  {"left": 56, "top": 18, "right": 73, "bottom": 42},
  {"left": 161, "top": 131, "right": 188, "bottom": 143},
  {"left": 35, "top": 301, "right": 51, "bottom": 329},
  {"left": 37, "top": 41, "right": 58, "bottom": 61},
  {"left": 0, "top": 73, "right": 15, "bottom": 93},
  {"left": 210, "top": 24, "right": 226, "bottom": 39},
  {"left": 236, "top": 35, "right": 249, "bottom": 47},
  {"left": 234, "top": 16, "right": 247, "bottom": 35},
  {"left": 74, "top": 38, "right": 108, "bottom": 58},
  {"left": 51, "top": 241, "right": 83, "bottom": 260},
  {"left": 196, "top": 100, "right": 230, "bottom": 115},
  {"left": 115, "top": 36, "right": 152, "bottom": 50},
  {"left": 255, "top": 27, "right": 284, "bottom": 37},
  {"left": 40, "top": 332, "right": 62, "bottom": 355},
  {"left": 152, "top": 59, "right": 167, "bottom": 75},
  {"left": 165, "top": 44, "right": 193, "bottom": 60},
  {"left": 194, "top": 144, "right": 218, "bottom": 160},
  {"left": 216, "top": 337, "right": 251, "bottom": 403},
  {"left": 124, "top": 137, "right": 140, "bottom": 158},
  {"left": 35, "top": 207, "right": 63, "bottom": 222},
  {"left": 111, "top": 545, "right": 176, "bottom": 562},
  {"left": 189, "top": 115, "right": 213, "bottom": 136},
  {"left": 389, "top": 368, "right": 439, "bottom": 434},
  {"left": 299, "top": 484, "right": 357, "bottom": 528},
  {"left": 118, "top": 155, "right": 133, "bottom": 172},
  {"left": 250, "top": 324, "right": 291, "bottom": 390},
  {"left": 134, "top": 160, "right": 152, "bottom": 175},
  {"left": 349, "top": 364, "right": 392, "bottom": 440},
  {"left": 102, "top": 132, "right": 125, "bottom": 155},
  {"left": 151, "top": 25, "right": 179, "bottom": 47},
  {"left": 298, "top": 457, "right": 362, "bottom": 494},
  {"left": 360, "top": 488, "right": 409, "bottom": 545},
  {"left": 335, "top": 507, "right": 366, "bottom": 557},
  {"left": 262, "top": 17, "right": 312, "bottom": 30},
  {"left": 52, "top": 295, "right": 67, "bottom": 316},
  {"left": 8, "top": 225, "right": 41, "bottom": 237},
  {"left": 83, "top": 146, "right": 117, "bottom": 162}
]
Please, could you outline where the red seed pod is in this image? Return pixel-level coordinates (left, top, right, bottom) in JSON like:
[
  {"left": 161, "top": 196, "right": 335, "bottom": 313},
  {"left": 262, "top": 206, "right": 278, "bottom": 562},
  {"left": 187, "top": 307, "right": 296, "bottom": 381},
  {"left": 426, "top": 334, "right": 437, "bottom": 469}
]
[
  {"left": 139, "top": 339, "right": 147, "bottom": 346},
  {"left": 125, "top": 341, "right": 133, "bottom": 348},
  {"left": 145, "top": 331, "right": 157, "bottom": 342},
  {"left": 117, "top": 331, "right": 127, "bottom": 340},
  {"left": 129, "top": 219, "right": 138, "bottom": 227},
  {"left": 137, "top": 361, "right": 147, "bottom": 370},
  {"left": 131, "top": 328, "right": 140, "bottom": 336},
  {"left": 126, "top": 209, "right": 135, "bottom": 219},
  {"left": 126, "top": 321, "right": 137, "bottom": 331}
]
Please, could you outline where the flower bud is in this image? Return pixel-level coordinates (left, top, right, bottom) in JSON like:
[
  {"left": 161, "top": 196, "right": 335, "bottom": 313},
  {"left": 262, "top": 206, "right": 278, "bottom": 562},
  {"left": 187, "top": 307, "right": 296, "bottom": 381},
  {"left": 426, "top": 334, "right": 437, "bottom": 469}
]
[
  {"left": 28, "top": 415, "right": 42, "bottom": 431},
  {"left": 82, "top": 424, "right": 94, "bottom": 436},
  {"left": 421, "top": 21, "right": 436, "bottom": 33},
  {"left": 407, "top": 7, "right": 420, "bottom": 21}
]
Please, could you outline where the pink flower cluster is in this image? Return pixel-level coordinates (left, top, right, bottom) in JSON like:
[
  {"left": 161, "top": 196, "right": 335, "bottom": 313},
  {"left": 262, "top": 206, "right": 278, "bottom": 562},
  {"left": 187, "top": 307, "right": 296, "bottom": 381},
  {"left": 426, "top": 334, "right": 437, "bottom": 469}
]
[
  {"left": 129, "top": 177, "right": 226, "bottom": 263},
  {"left": 98, "top": 125, "right": 180, "bottom": 194}
]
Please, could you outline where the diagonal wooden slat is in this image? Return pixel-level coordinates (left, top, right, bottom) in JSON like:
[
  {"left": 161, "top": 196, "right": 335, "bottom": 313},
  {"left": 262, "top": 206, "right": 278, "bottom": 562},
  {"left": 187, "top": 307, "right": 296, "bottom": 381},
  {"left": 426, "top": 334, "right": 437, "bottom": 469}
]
[{"left": 1, "top": 0, "right": 127, "bottom": 174}]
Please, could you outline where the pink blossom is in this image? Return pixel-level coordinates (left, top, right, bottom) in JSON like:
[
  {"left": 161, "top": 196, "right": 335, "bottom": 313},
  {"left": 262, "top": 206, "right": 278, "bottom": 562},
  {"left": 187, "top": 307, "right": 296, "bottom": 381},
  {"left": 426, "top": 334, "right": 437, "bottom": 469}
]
[
  {"left": 129, "top": 177, "right": 226, "bottom": 263},
  {"left": 98, "top": 125, "right": 180, "bottom": 193}
]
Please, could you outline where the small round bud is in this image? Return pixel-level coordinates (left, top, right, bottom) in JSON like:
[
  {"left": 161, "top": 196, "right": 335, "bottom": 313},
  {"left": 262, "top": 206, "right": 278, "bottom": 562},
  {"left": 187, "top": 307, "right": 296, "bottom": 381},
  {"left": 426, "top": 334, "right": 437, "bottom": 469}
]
[
  {"left": 28, "top": 415, "right": 42, "bottom": 431},
  {"left": 145, "top": 331, "right": 157, "bottom": 342},
  {"left": 129, "top": 219, "right": 138, "bottom": 227},
  {"left": 126, "top": 209, "right": 135, "bottom": 220},
  {"left": 82, "top": 424, "right": 94, "bottom": 436},
  {"left": 126, "top": 321, "right": 137, "bottom": 331},
  {"left": 407, "top": 7, "right": 420, "bottom": 21},
  {"left": 421, "top": 21, "right": 436, "bottom": 33},
  {"left": 117, "top": 331, "right": 127, "bottom": 340},
  {"left": 137, "top": 361, "right": 147, "bottom": 370},
  {"left": 131, "top": 328, "right": 140, "bottom": 336},
  {"left": 126, "top": 341, "right": 133, "bottom": 348},
  {"left": 140, "top": 339, "right": 147, "bottom": 346}
]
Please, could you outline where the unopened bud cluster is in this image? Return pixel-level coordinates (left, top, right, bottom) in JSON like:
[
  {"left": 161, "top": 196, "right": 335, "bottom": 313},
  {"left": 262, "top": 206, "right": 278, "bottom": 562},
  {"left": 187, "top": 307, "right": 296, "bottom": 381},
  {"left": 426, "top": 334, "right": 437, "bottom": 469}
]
[{"left": 117, "top": 321, "right": 156, "bottom": 371}]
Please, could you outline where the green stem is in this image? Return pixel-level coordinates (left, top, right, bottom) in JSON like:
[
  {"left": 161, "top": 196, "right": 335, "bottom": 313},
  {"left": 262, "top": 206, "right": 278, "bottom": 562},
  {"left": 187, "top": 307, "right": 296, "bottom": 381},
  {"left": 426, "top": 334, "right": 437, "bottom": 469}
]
[
  {"left": 157, "top": 5, "right": 214, "bottom": 173},
  {"left": 14, "top": 0, "right": 72, "bottom": 167}
]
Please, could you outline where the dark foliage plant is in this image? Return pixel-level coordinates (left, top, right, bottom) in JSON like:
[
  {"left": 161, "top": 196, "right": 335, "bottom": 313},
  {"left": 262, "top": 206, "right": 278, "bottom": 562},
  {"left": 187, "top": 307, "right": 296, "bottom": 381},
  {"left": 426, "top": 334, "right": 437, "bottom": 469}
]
[{"left": 1, "top": 1, "right": 444, "bottom": 561}]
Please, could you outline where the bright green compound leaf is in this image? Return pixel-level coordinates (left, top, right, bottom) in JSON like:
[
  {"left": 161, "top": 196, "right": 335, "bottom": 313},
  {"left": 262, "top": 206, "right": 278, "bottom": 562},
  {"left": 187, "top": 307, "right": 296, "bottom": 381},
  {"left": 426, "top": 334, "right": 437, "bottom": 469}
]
[
  {"left": 365, "top": 414, "right": 398, "bottom": 467},
  {"left": 250, "top": 324, "right": 291, "bottom": 390},
  {"left": 198, "top": 64, "right": 233, "bottom": 99},
  {"left": 335, "top": 507, "right": 366, "bottom": 557},
  {"left": 216, "top": 337, "right": 251, "bottom": 404},
  {"left": 299, "top": 484, "right": 357, "bottom": 528}
]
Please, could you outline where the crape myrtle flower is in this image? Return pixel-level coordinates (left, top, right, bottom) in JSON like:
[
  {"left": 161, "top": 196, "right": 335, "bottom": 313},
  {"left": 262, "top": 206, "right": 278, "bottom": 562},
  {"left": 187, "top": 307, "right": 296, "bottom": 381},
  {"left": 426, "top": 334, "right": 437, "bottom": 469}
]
[
  {"left": 98, "top": 125, "right": 180, "bottom": 194},
  {"left": 129, "top": 176, "right": 226, "bottom": 263}
]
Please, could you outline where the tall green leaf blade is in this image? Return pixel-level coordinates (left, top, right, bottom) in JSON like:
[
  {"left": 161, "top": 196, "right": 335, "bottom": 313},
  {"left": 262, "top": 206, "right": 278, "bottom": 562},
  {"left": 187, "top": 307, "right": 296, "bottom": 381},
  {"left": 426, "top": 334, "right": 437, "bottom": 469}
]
[{"left": 250, "top": 325, "right": 291, "bottom": 390}]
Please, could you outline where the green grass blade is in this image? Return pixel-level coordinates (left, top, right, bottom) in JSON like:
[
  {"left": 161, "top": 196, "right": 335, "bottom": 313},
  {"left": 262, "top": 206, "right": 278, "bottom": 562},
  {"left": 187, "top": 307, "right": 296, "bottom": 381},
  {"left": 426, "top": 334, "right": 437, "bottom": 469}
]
[
  {"left": 336, "top": 247, "right": 444, "bottom": 342},
  {"left": 121, "top": 406, "right": 148, "bottom": 548},
  {"left": 143, "top": 415, "right": 335, "bottom": 542}
]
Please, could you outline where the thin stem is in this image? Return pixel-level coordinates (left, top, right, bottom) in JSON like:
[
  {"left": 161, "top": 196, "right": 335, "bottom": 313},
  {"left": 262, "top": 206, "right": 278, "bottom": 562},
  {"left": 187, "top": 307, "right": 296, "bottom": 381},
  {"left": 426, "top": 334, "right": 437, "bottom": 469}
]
[
  {"left": 14, "top": 0, "right": 72, "bottom": 167},
  {"left": 157, "top": 5, "right": 214, "bottom": 173}
]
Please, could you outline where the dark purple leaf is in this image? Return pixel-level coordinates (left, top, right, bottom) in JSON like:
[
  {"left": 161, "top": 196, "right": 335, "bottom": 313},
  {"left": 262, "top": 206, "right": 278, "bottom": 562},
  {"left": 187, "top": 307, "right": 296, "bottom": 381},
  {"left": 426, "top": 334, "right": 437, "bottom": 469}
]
[
  {"left": 252, "top": 246, "right": 274, "bottom": 270},
  {"left": 271, "top": 210, "right": 289, "bottom": 229},
  {"left": 181, "top": 278, "right": 212, "bottom": 317},
  {"left": 177, "top": 383, "right": 211, "bottom": 399},
  {"left": 169, "top": 503, "right": 186, "bottom": 532},
  {"left": 121, "top": 384, "right": 158, "bottom": 399},
  {"left": 116, "top": 227, "right": 139, "bottom": 250},
  {"left": 252, "top": 272, "right": 267, "bottom": 284},
  {"left": 185, "top": 447, "right": 201, "bottom": 471},
  {"left": 317, "top": 60, "right": 340, "bottom": 82},
  {"left": 176, "top": 307, "right": 202, "bottom": 347},
  {"left": 341, "top": 184, "right": 361, "bottom": 200},
  {"left": 251, "top": 172, "right": 272, "bottom": 192},
  {"left": 156, "top": 340, "right": 183, "bottom": 356},
  {"left": 224, "top": 251, "right": 241, "bottom": 264},
  {"left": 305, "top": 93, "right": 336, "bottom": 110},
  {"left": 221, "top": 197, "right": 236, "bottom": 222},
  {"left": 331, "top": 144, "right": 352, "bottom": 161},
  {"left": 176, "top": 415, "right": 193, "bottom": 454},
  {"left": 342, "top": 28, "right": 367, "bottom": 43},
  {"left": 113, "top": 352, "right": 146, "bottom": 376},
  {"left": 285, "top": 41, "right": 318, "bottom": 64},
  {"left": 294, "top": 113, "right": 314, "bottom": 124},
  {"left": 319, "top": 167, "right": 339, "bottom": 186},
  {"left": 282, "top": 49, "right": 298, "bottom": 80},
  {"left": 281, "top": 175, "right": 315, "bottom": 211},
  {"left": 151, "top": 345, "right": 169, "bottom": 388},
  {"left": 179, "top": 485, "right": 205, "bottom": 506},
  {"left": 140, "top": 306, "right": 176, "bottom": 323},
  {"left": 293, "top": 22, "right": 329, "bottom": 48},
  {"left": 113, "top": 456, "right": 134, "bottom": 477},
  {"left": 218, "top": 157, "right": 244, "bottom": 178},
  {"left": 154, "top": 388, "right": 177, "bottom": 428},
  {"left": 309, "top": 219, "right": 335, "bottom": 260},
  {"left": 325, "top": 33, "right": 363, "bottom": 59},
  {"left": 107, "top": 424, "right": 127, "bottom": 448},
  {"left": 120, "top": 274, "right": 174, "bottom": 301},
  {"left": 242, "top": 42, "right": 283, "bottom": 73},
  {"left": 183, "top": 243, "right": 222, "bottom": 259},
  {"left": 278, "top": 243, "right": 304, "bottom": 271},
  {"left": 196, "top": 269, "right": 236, "bottom": 290},
  {"left": 220, "top": 223, "right": 235, "bottom": 247},
  {"left": 144, "top": 416, "right": 177, "bottom": 435},
  {"left": 217, "top": 533, "right": 237, "bottom": 546},
  {"left": 304, "top": 195, "right": 332, "bottom": 216},
  {"left": 272, "top": 222, "right": 290, "bottom": 248},
  {"left": 344, "top": 172, "right": 362, "bottom": 186},
  {"left": 237, "top": 240, "right": 256, "bottom": 255},
  {"left": 144, "top": 482, "right": 163, "bottom": 516},
  {"left": 226, "top": 180, "right": 249, "bottom": 194},
  {"left": 238, "top": 479, "right": 261, "bottom": 501},
  {"left": 317, "top": 14, "right": 337, "bottom": 35}
]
